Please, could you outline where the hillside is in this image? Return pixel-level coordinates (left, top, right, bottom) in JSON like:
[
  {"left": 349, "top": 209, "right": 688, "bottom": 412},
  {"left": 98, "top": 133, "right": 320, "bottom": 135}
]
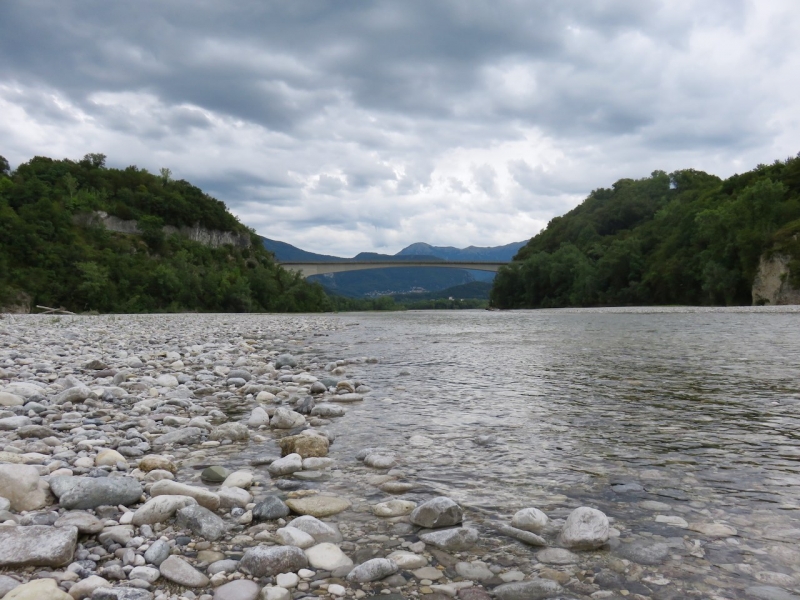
[
  {"left": 491, "top": 155, "right": 800, "bottom": 308},
  {"left": 0, "top": 153, "right": 330, "bottom": 313}
]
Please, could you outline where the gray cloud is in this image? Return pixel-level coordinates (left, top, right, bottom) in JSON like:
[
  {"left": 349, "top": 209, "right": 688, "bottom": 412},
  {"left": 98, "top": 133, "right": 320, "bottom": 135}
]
[{"left": 0, "top": 0, "right": 797, "bottom": 255}]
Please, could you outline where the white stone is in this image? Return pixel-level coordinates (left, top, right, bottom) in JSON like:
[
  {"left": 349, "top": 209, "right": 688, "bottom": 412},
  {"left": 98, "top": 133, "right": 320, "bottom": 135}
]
[
  {"left": 268, "top": 454, "right": 303, "bottom": 476},
  {"left": 275, "top": 572, "right": 299, "bottom": 588},
  {"left": 249, "top": 407, "right": 270, "bottom": 427},
  {"left": 373, "top": 499, "right": 416, "bottom": 517},
  {"left": 328, "top": 584, "right": 346, "bottom": 596},
  {"left": 511, "top": 507, "right": 549, "bottom": 533},
  {"left": 222, "top": 470, "right": 254, "bottom": 489},
  {"left": 132, "top": 495, "right": 197, "bottom": 525},
  {"left": 275, "top": 526, "right": 316, "bottom": 548},
  {"left": 558, "top": 507, "right": 609, "bottom": 550},
  {"left": 387, "top": 550, "right": 428, "bottom": 569},
  {"left": 304, "top": 543, "right": 353, "bottom": 571},
  {"left": 0, "top": 464, "right": 48, "bottom": 512},
  {"left": 261, "top": 586, "right": 291, "bottom": 600},
  {"left": 218, "top": 486, "right": 253, "bottom": 509}
]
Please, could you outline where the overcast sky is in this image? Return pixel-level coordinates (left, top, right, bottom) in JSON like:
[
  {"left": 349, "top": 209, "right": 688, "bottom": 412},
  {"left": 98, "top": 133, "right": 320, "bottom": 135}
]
[{"left": 1, "top": 1, "right": 798, "bottom": 256}]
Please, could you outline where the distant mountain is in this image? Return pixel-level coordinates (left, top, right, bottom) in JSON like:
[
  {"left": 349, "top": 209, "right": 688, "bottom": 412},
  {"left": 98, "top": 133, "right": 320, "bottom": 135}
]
[
  {"left": 260, "top": 237, "right": 346, "bottom": 262},
  {"left": 396, "top": 240, "right": 528, "bottom": 261}
]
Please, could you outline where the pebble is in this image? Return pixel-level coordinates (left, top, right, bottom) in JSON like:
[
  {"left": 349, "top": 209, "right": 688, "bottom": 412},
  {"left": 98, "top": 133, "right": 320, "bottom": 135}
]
[{"left": 159, "top": 555, "right": 210, "bottom": 587}]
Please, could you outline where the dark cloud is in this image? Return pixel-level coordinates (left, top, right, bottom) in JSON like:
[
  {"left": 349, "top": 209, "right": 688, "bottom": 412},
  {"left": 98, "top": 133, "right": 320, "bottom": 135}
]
[{"left": 0, "top": 0, "right": 796, "bottom": 254}]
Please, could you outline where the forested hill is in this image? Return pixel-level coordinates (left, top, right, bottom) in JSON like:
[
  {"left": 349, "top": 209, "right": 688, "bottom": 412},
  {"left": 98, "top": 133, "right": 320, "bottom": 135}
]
[
  {"left": 0, "top": 153, "right": 330, "bottom": 313},
  {"left": 491, "top": 155, "right": 800, "bottom": 308}
]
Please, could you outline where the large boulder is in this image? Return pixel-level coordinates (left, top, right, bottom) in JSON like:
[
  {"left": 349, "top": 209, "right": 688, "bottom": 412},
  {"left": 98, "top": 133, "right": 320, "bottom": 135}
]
[
  {"left": 557, "top": 507, "right": 609, "bottom": 550},
  {"left": 240, "top": 545, "right": 308, "bottom": 577},
  {"left": 409, "top": 497, "right": 463, "bottom": 528},
  {"left": 0, "top": 464, "right": 49, "bottom": 511},
  {"left": 0, "top": 525, "right": 77, "bottom": 567}
]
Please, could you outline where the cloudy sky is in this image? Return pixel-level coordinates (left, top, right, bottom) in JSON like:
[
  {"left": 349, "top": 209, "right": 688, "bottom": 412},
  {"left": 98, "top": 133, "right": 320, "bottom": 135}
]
[{"left": 1, "top": 1, "right": 798, "bottom": 256}]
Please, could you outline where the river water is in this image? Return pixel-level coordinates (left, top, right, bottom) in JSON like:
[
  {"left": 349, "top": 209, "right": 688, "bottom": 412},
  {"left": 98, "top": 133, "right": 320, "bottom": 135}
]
[{"left": 308, "top": 307, "right": 800, "bottom": 598}]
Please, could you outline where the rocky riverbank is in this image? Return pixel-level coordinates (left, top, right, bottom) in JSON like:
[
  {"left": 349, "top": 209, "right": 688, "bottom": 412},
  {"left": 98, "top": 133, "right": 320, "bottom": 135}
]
[{"left": 0, "top": 314, "right": 795, "bottom": 600}]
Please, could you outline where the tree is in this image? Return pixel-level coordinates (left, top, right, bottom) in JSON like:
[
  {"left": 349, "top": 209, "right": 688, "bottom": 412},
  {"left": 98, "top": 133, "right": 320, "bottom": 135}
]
[
  {"left": 0, "top": 155, "right": 9, "bottom": 177},
  {"left": 159, "top": 167, "right": 172, "bottom": 185}
]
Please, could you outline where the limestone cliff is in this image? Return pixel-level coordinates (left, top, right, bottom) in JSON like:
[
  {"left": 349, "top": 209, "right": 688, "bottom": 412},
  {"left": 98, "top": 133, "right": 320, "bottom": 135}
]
[
  {"left": 752, "top": 254, "right": 800, "bottom": 305},
  {"left": 74, "top": 212, "right": 251, "bottom": 249}
]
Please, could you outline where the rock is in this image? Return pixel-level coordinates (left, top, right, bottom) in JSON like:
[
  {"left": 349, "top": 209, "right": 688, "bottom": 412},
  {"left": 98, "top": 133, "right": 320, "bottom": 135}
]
[
  {"left": 98, "top": 525, "right": 134, "bottom": 545},
  {"left": 209, "top": 559, "right": 240, "bottom": 575},
  {"left": 91, "top": 589, "right": 154, "bottom": 600},
  {"left": 54, "top": 511, "right": 104, "bottom": 534},
  {"left": 0, "top": 464, "right": 48, "bottom": 511},
  {"left": 67, "top": 575, "right": 109, "bottom": 599},
  {"left": 330, "top": 393, "right": 362, "bottom": 403},
  {"left": 458, "top": 589, "right": 493, "bottom": 600},
  {"left": 745, "top": 586, "right": 800, "bottom": 600},
  {"left": 278, "top": 434, "right": 329, "bottom": 458},
  {"left": 535, "top": 548, "right": 580, "bottom": 565},
  {"left": 152, "top": 427, "right": 205, "bottom": 448},
  {"left": 267, "top": 454, "right": 303, "bottom": 477},
  {"left": 0, "top": 415, "right": 31, "bottom": 430},
  {"left": 4, "top": 578, "right": 72, "bottom": 600},
  {"left": 0, "top": 575, "right": 19, "bottom": 597},
  {"left": 363, "top": 452, "right": 396, "bottom": 469},
  {"left": 410, "top": 497, "right": 463, "bottom": 528},
  {"left": 310, "top": 404, "right": 345, "bottom": 418},
  {"left": 688, "top": 522, "right": 737, "bottom": 537},
  {"left": 455, "top": 561, "right": 494, "bottom": 581},
  {"left": 218, "top": 486, "right": 252, "bottom": 509},
  {"left": 150, "top": 480, "right": 220, "bottom": 510},
  {"left": 379, "top": 481, "right": 416, "bottom": 494},
  {"left": 288, "top": 515, "right": 343, "bottom": 543},
  {"left": 511, "top": 507, "right": 548, "bottom": 533},
  {"left": 275, "top": 354, "right": 297, "bottom": 369},
  {"left": 155, "top": 374, "right": 178, "bottom": 388},
  {"left": 616, "top": 540, "right": 670, "bottom": 565},
  {"left": 418, "top": 527, "right": 478, "bottom": 552},
  {"left": 144, "top": 539, "right": 171, "bottom": 566},
  {"left": 129, "top": 566, "right": 160, "bottom": 583},
  {"left": 328, "top": 584, "right": 345, "bottom": 596},
  {"left": 261, "top": 587, "right": 291, "bottom": 600},
  {"left": 557, "top": 507, "right": 609, "bottom": 550},
  {"left": 347, "top": 558, "right": 398, "bottom": 583},
  {"left": 304, "top": 543, "right": 354, "bottom": 570},
  {"left": 211, "top": 422, "right": 249, "bottom": 442},
  {"left": 54, "top": 386, "right": 92, "bottom": 404},
  {"left": 52, "top": 476, "right": 143, "bottom": 510},
  {"left": 655, "top": 514, "right": 688, "bottom": 528},
  {"left": 387, "top": 550, "right": 428, "bottom": 569},
  {"left": 0, "top": 524, "right": 77, "bottom": 566},
  {"left": 286, "top": 495, "right": 351, "bottom": 517},
  {"left": 132, "top": 495, "right": 197, "bottom": 525},
  {"left": 0, "top": 392, "right": 24, "bottom": 407},
  {"left": 138, "top": 455, "right": 177, "bottom": 474},
  {"left": 201, "top": 465, "right": 229, "bottom": 483},
  {"left": 95, "top": 449, "right": 126, "bottom": 467},
  {"left": 248, "top": 407, "right": 270, "bottom": 428},
  {"left": 373, "top": 499, "right": 417, "bottom": 517},
  {"left": 240, "top": 545, "right": 308, "bottom": 577},
  {"left": 176, "top": 504, "right": 226, "bottom": 541},
  {"left": 213, "top": 580, "right": 261, "bottom": 600},
  {"left": 270, "top": 408, "right": 305, "bottom": 429},
  {"left": 302, "top": 457, "right": 333, "bottom": 470},
  {"left": 275, "top": 526, "right": 316, "bottom": 548},
  {"left": 159, "top": 555, "right": 209, "bottom": 587},
  {"left": 497, "top": 524, "right": 547, "bottom": 546},
  {"left": 222, "top": 470, "right": 254, "bottom": 489},
  {"left": 492, "top": 579, "right": 564, "bottom": 600},
  {"left": 253, "top": 496, "right": 290, "bottom": 520}
]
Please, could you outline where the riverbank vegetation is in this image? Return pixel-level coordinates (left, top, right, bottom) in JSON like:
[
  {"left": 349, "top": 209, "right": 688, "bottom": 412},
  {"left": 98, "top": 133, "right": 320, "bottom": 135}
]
[
  {"left": 491, "top": 155, "right": 800, "bottom": 308},
  {"left": 0, "top": 154, "right": 331, "bottom": 313}
]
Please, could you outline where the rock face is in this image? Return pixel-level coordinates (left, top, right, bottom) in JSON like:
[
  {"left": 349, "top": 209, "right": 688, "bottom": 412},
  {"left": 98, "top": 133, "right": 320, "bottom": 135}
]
[
  {"left": 557, "top": 507, "right": 609, "bottom": 550},
  {"left": 0, "top": 525, "right": 78, "bottom": 567},
  {"left": 278, "top": 433, "right": 329, "bottom": 458},
  {"left": 752, "top": 253, "right": 800, "bottom": 305},
  {"left": 0, "top": 464, "right": 49, "bottom": 511},
  {"left": 409, "top": 497, "right": 463, "bottom": 528},
  {"left": 240, "top": 545, "right": 308, "bottom": 577},
  {"left": 51, "top": 476, "right": 143, "bottom": 510}
]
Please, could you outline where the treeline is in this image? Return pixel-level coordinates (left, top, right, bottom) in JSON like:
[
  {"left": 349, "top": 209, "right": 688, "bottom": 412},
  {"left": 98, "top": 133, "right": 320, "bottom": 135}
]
[
  {"left": 0, "top": 154, "right": 331, "bottom": 313},
  {"left": 491, "top": 155, "right": 800, "bottom": 308}
]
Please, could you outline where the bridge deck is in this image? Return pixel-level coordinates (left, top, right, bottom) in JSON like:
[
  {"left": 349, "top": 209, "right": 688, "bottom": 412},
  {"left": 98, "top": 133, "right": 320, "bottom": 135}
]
[{"left": 280, "top": 260, "right": 508, "bottom": 278}]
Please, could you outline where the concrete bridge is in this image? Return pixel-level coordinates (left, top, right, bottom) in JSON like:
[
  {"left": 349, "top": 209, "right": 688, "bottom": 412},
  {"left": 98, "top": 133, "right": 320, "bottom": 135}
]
[{"left": 280, "top": 261, "right": 508, "bottom": 278}]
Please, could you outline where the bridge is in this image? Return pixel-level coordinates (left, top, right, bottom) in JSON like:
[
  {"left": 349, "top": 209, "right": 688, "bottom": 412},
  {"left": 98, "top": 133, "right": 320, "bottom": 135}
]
[{"left": 280, "top": 261, "right": 508, "bottom": 278}]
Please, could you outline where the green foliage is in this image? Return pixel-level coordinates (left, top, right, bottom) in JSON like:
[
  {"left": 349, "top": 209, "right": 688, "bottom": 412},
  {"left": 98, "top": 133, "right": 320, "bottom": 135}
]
[
  {"left": 0, "top": 153, "right": 332, "bottom": 313},
  {"left": 492, "top": 156, "right": 800, "bottom": 308}
]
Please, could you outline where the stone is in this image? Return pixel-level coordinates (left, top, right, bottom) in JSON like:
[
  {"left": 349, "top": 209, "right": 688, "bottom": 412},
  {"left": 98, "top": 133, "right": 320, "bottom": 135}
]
[
  {"left": 55, "top": 511, "right": 104, "bottom": 534},
  {"left": 557, "top": 506, "right": 609, "bottom": 550},
  {"left": 0, "top": 575, "right": 20, "bottom": 598},
  {"left": 268, "top": 454, "right": 303, "bottom": 477},
  {"left": 0, "top": 415, "right": 31, "bottom": 430},
  {"left": 67, "top": 575, "right": 109, "bottom": 599},
  {"left": 240, "top": 545, "right": 308, "bottom": 577},
  {"left": 209, "top": 559, "right": 240, "bottom": 574},
  {"left": 455, "top": 561, "right": 494, "bottom": 581},
  {"left": 52, "top": 476, "right": 143, "bottom": 510},
  {"left": 213, "top": 580, "right": 261, "bottom": 600},
  {"left": 253, "top": 496, "right": 290, "bottom": 520},
  {"left": 275, "top": 573, "right": 299, "bottom": 588},
  {"left": 201, "top": 465, "right": 229, "bottom": 483},
  {"left": 155, "top": 374, "right": 178, "bottom": 388},
  {"left": 275, "top": 526, "right": 316, "bottom": 548},
  {"left": 410, "top": 497, "right": 463, "bottom": 528},
  {"left": 248, "top": 407, "right": 270, "bottom": 428},
  {"left": 511, "top": 507, "right": 548, "bottom": 533},
  {"left": 98, "top": 525, "right": 134, "bottom": 545},
  {"left": 655, "top": 515, "right": 688, "bottom": 528},
  {"left": 54, "top": 386, "right": 92, "bottom": 404},
  {"left": 96, "top": 449, "right": 126, "bottom": 467},
  {"left": 0, "top": 464, "right": 48, "bottom": 511},
  {"left": 176, "top": 504, "right": 227, "bottom": 541},
  {"left": 363, "top": 453, "right": 396, "bottom": 469},
  {"left": 745, "top": 586, "right": 800, "bottom": 600},
  {"left": 413, "top": 566, "right": 444, "bottom": 580},
  {"left": 373, "top": 499, "right": 416, "bottom": 517},
  {"left": 275, "top": 354, "right": 298, "bottom": 369},
  {"left": 0, "top": 524, "right": 77, "bottom": 567},
  {"left": 288, "top": 515, "right": 343, "bottom": 543},
  {"left": 347, "top": 558, "right": 399, "bottom": 583},
  {"left": 261, "top": 587, "right": 290, "bottom": 600},
  {"left": 159, "top": 555, "right": 210, "bottom": 587},
  {"left": 616, "top": 540, "right": 670, "bottom": 565},
  {"left": 688, "top": 522, "right": 737, "bottom": 537},
  {"left": 387, "top": 550, "right": 428, "bottom": 569},
  {"left": 131, "top": 495, "right": 197, "bottom": 525},
  {"left": 493, "top": 579, "right": 564, "bottom": 600},
  {"left": 218, "top": 486, "right": 252, "bottom": 509},
  {"left": 535, "top": 548, "right": 580, "bottom": 565},
  {"left": 222, "top": 470, "right": 254, "bottom": 489},
  {"left": 419, "top": 527, "right": 478, "bottom": 552},
  {"left": 379, "top": 481, "right": 416, "bottom": 494},
  {"left": 328, "top": 584, "right": 345, "bottom": 596},
  {"left": 278, "top": 434, "right": 329, "bottom": 458},
  {"left": 211, "top": 422, "right": 250, "bottom": 442},
  {"left": 138, "top": 455, "right": 177, "bottom": 474},
  {"left": 497, "top": 524, "right": 547, "bottom": 546},
  {"left": 304, "top": 543, "right": 354, "bottom": 570},
  {"left": 302, "top": 457, "right": 334, "bottom": 470},
  {"left": 144, "top": 539, "right": 171, "bottom": 566},
  {"left": 286, "top": 495, "right": 351, "bottom": 517},
  {"left": 458, "top": 589, "right": 492, "bottom": 600},
  {"left": 270, "top": 408, "right": 305, "bottom": 430},
  {"left": 129, "top": 566, "right": 160, "bottom": 583},
  {"left": 4, "top": 578, "right": 72, "bottom": 600},
  {"left": 0, "top": 392, "right": 24, "bottom": 406},
  {"left": 152, "top": 427, "right": 205, "bottom": 448},
  {"left": 91, "top": 590, "right": 155, "bottom": 600},
  {"left": 310, "top": 404, "right": 345, "bottom": 418},
  {"left": 150, "top": 479, "right": 221, "bottom": 510}
]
